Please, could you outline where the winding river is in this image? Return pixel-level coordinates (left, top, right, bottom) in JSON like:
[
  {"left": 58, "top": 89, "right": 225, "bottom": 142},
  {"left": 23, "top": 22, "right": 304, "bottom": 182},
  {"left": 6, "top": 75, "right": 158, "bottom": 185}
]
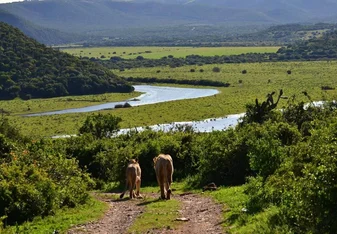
[{"left": 24, "top": 85, "right": 245, "bottom": 136}]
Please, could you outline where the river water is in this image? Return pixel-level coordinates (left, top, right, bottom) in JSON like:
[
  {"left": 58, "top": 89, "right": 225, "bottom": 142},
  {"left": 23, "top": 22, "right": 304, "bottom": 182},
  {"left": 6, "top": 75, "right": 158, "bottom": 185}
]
[
  {"left": 26, "top": 85, "right": 220, "bottom": 116},
  {"left": 22, "top": 85, "right": 245, "bottom": 136}
]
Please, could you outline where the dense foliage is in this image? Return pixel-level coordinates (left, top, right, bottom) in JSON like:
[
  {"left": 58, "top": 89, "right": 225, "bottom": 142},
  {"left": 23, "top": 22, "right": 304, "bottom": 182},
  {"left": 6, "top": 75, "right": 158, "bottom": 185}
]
[
  {"left": 0, "top": 22, "right": 133, "bottom": 100},
  {"left": 278, "top": 29, "right": 337, "bottom": 60},
  {"left": 0, "top": 117, "right": 93, "bottom": 227}
]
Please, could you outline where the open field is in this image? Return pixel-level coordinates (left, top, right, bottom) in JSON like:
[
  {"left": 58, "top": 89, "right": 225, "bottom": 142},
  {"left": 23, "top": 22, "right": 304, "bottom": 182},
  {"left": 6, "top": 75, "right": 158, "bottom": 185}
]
[
  {"left": 7, "top": 61, "right": 337, "bottom": 138},
  {"left": 62, "top": 46, "right": 280, "bottom": 60}
]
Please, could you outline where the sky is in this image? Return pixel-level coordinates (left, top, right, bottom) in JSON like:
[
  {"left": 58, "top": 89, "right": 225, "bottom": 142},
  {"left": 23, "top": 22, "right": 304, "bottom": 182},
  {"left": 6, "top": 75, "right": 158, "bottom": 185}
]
[{"left": 0, "top": 0, "right": 24, "bottom": 4}]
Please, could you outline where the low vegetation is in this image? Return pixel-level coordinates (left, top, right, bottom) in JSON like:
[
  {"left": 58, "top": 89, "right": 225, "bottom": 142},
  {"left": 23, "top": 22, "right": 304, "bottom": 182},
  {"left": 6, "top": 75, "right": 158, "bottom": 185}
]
[{"left": 1, "top": 198, "right": 107, "bottom": 234}]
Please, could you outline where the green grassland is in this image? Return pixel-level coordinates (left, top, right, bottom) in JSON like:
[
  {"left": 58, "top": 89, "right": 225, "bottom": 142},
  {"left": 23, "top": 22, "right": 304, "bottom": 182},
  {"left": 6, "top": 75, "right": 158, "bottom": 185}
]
[
  {"left": 7, "top": 61, "right": 337, "bottom": 138},
  {"left": 2, "top": 197, "right": 108, "bottom": 234},
  {"left": 62, "top": 46, "right": 280, "bottom": 59}
]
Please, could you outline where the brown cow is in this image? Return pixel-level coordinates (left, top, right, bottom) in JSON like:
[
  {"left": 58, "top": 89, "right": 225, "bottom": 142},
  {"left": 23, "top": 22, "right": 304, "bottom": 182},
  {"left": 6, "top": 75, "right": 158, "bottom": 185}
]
[
  {"left": 120, "top": 159, "right": 142, "bottom": 199},
  {"left": 153, "top": 154, "right": 174, "bottom": 200}
]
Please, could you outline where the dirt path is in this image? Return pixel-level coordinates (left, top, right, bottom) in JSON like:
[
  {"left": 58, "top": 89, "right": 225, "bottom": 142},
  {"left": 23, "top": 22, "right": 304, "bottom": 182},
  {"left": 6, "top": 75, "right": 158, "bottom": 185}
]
[
  {"left": 68, "top": 194, "right": 145, "bottom": 234},
  {"left": 68, "top": 192, "right": 224, "bottom": 234},
  {"left": 149, "top": 193, "right": 224, "bottom": 234}
]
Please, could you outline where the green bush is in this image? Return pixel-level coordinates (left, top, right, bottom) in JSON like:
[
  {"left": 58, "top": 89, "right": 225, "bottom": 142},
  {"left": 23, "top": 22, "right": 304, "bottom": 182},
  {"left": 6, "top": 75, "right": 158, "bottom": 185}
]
[
  {"left": 0, "top": 137, "right": 93, "bottom": 226},
  {"left": 79, "top": 113, "right": 122, "bottom": 138}
]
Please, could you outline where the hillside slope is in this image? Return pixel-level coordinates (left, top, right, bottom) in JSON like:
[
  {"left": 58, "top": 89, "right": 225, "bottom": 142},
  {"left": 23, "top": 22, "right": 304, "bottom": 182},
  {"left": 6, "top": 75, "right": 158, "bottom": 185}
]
[{"left": 0, "top": 22, "right": 133, "bottom": 100}]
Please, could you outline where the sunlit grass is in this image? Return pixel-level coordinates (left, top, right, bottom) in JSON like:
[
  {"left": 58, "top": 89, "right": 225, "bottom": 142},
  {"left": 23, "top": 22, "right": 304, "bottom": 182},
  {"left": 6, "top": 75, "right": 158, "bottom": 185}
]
[
  {"left": 2, "top": 197, "right": 108, "bottom": 234},
  {"left": 127, "top": 198, "right": 180, "bottom": 233}
]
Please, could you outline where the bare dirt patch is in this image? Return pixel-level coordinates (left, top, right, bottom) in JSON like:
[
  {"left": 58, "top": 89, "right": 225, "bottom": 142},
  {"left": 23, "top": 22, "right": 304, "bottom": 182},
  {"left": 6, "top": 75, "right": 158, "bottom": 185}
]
[
  {"left": 149, "top": 193, "right": 224, "bottom": 234},
  {"left": 67, "top": 194, "right": 144, "bottom": 234}
]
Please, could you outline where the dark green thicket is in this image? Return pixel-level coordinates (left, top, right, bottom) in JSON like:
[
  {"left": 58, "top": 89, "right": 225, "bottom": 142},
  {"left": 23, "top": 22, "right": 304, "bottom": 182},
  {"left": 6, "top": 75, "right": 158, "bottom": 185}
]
[{"left": 0, "top": 22, "right": 133, "bottom": 100}]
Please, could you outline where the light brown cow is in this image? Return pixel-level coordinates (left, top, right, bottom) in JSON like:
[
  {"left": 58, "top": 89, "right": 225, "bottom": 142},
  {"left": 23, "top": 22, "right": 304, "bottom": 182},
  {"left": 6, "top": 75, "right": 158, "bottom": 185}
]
[
  {"left": 120, "top": 159, "right": 142, "bottom": 199},
  {"left": 153, "top": 154, "right": 174, "bottom": 200}
]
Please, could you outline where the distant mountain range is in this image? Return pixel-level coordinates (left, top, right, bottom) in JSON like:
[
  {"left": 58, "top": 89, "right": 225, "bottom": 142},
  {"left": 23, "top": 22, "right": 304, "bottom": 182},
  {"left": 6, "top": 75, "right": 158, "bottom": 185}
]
[
  {"left": 1, "top": 0, "right": 337, "bottom": 45},
  {"left": 0, "top": 9, "right": 84, "bottom": 45}
]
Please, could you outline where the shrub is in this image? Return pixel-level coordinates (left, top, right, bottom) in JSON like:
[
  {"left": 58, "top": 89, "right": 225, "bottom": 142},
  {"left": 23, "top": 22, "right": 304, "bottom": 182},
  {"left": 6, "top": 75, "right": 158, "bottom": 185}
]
[
  {"left": 199, "top": 69, "right": 204, "bottom": 72},
  {"left": 242, "top": 70, "right": 247, "bottom": 74},
  {"left": 79, "top": 114, "right": 122, "bottom": 139},
  {"left": 212, "top": 67, "right": 221, "bottom": 72},
  {"left": 0, "top": 138, "right": 93, "bottom": 226},
  {"left": 321, "top": 85, "right": 335, "bottom": 90},
  {"left": 190, "top": 69, "right": 195, "bottom": 72}
]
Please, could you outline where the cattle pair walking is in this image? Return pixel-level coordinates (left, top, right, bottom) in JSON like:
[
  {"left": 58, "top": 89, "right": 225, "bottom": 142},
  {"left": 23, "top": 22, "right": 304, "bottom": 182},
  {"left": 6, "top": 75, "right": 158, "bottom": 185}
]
[{"left": 120, "top": 154, "right": 174, "bottom": 200}]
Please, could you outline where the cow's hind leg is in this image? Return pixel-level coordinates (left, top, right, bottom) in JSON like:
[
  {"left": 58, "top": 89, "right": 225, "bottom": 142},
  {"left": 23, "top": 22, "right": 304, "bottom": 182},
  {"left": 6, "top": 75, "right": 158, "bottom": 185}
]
[
  {"left": 166, "top": 166, "right": 173, "bottom": 200},
  {"left": 159, "top": 175, "right": 166, "bottom": 200}
]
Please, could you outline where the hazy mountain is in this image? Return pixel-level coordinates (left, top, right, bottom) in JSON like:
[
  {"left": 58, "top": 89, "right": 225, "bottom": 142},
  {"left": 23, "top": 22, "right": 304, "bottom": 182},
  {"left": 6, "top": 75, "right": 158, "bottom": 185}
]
[
  {"left": 0, "top": 0, "right": 287, "bottom": 34},
  {"left": 0, "top": 9, "right": 83, "bottom": 45},
  {"left": 1, "top": 0, "right": 337, "bottom": 45},
  {"left": 131, "top": 0, "right": 337, "bottom": 19}
]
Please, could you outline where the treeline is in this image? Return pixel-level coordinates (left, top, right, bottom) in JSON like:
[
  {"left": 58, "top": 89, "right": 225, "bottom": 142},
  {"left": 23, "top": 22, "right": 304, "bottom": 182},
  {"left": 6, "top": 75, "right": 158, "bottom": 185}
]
[
  {"left": 0, "top": 22, "right": 133, "bottom": 100},
  {"left": 93, "top": 29, "right": 337, "bottom": 70},
  {"left": 84, "top": 23, "right": 335, "bottom": 47},
  {"left": 96, "top": 53, "right": 272, "bottom": 70},
  {"left": 124, "top": 77, "right": 230, "bottom": 87}
]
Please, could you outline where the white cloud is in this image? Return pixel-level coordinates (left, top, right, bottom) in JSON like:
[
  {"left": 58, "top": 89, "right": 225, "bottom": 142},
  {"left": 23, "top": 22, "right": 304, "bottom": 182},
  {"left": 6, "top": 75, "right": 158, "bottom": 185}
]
[{"left": 0, "top": 0, "right": 24, "bottom": 4}]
